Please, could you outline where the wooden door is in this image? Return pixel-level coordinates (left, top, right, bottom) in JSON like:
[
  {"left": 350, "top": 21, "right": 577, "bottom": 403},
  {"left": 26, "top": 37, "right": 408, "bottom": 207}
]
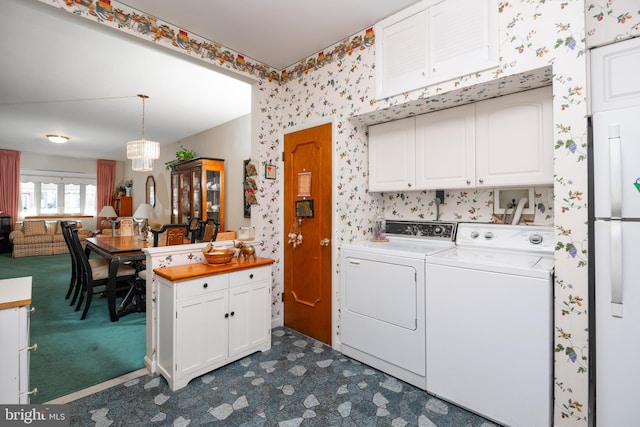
[{"left": 283, "top": 123, "right": 332, "bottom": 344}]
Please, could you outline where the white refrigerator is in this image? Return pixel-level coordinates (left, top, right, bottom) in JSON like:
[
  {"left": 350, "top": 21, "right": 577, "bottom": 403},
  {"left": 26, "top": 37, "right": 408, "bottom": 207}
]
[{"left": 591, "top": 36, "right": 640, "bottom": 427}]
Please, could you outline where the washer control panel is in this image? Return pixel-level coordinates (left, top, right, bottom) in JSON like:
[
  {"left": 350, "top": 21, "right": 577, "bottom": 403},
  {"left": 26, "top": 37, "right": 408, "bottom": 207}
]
[{"left": 456, "top": 223, "right": 553, "bottom": 253}]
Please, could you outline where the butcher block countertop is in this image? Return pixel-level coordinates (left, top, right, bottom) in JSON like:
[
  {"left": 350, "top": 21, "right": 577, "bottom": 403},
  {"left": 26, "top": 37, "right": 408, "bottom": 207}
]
[{"left": 154, "top": 257, "right": 274, "bottom": 282}]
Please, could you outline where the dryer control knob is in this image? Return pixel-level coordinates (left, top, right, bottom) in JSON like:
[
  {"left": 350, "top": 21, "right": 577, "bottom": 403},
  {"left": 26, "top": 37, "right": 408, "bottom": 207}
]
[
  {"left": 484, "top": 232, "right": 494, "bottom": 240},
  {"left": 529, "top": 234, "right": 544, "bottom": 244},
  {"left": 470, "top": 231, "right": 479, "bottom": 239}
]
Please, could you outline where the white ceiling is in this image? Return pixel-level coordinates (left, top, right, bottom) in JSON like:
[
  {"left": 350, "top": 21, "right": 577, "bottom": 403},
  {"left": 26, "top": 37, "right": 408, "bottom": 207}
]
[
  {"left": 0, "top": 0, "right": 419, "bottom": 162},
  {"left": 120, "top": 0, "right": 421, "bottom": 70}
]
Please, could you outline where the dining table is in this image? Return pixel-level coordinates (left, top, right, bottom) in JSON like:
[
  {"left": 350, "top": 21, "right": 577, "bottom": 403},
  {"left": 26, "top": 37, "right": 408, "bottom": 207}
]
[{"left": 85, "top": 235, "right": 158, "bottom": 322}]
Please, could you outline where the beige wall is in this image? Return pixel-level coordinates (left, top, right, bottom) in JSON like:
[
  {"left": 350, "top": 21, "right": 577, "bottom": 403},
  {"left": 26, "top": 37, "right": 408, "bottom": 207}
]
[
  {"left": 127, "top": 114, "right": 251, "bottom": 232},
  {"left": 19, "top": 115, "right": 250, "bottom": 233}
]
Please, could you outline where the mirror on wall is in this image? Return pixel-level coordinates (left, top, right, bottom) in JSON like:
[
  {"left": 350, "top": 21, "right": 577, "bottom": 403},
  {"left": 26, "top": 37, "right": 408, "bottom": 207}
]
[{"left": 146, "top": 175, "right": 156, "bottom": 207}]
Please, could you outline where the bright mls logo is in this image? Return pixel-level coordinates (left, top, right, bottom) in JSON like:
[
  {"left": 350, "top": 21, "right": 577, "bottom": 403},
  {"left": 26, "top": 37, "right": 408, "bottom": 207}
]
[{"left": 1, "top": 405, "right": 68, "bottom": 426}]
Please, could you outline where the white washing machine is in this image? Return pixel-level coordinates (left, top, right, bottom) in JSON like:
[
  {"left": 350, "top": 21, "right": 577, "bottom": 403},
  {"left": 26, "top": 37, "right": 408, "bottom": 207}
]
[
  {"left": 340, "top": 221, "right": 456, "bottom": 389},
  {"left": 425, "top": 223, "right": 554, "bottom": 427}
]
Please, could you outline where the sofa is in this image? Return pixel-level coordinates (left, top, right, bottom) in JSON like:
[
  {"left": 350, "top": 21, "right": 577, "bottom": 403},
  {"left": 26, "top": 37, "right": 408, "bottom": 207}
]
[{"left": 9, "top": 220, "right": 92, "bottom": 258}]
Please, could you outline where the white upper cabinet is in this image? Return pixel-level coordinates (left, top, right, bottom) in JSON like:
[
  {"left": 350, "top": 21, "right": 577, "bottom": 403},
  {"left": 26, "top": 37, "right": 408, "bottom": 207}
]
[
  {"left": 475, "top": 86, "right": 553, "bottom": 187},
  {"left": 375, "top": 0, "right": 499, "bottom": 99},
  {"left": 415, "top": 104, "right": 476, "bottom": 189},
  {"left": 368, "top": 87, "right": 553, "bottom": 192},
  {"left": 369, "top": 117, "right": 416, "bottom": 192}
]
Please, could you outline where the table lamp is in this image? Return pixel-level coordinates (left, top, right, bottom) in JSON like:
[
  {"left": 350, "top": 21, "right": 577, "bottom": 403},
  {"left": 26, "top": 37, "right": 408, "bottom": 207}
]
[
  {"left": 133, "top": 203, "right": 157, "bottom": 240},
  {"left": 98, "top": 205, "right": 119, "bottom": 237}
]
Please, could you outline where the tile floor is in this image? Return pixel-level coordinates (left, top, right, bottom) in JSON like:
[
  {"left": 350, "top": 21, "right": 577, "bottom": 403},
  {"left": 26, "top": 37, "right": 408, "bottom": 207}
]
[{"left": 62, "top": 327, "right": 499, "bottom": 426}]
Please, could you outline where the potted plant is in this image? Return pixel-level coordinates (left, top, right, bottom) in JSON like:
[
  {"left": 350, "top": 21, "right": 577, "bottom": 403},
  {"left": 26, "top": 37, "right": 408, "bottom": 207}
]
[{"left": 165, "top": 145, "right": 196, "bottom": 170}]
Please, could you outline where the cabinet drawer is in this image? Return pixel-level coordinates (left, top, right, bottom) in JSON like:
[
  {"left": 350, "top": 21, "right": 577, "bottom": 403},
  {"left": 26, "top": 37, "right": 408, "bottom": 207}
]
[
  {"left": 229, "top": 267, "right": 270, "bottom": 287},
  {"left": 176, "top": 275, "right": 228, "bottom": 301}
]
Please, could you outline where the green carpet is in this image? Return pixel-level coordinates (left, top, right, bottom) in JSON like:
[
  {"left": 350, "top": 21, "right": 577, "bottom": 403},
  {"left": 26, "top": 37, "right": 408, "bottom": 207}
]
[{"left": 0, "top": 252, "right": 145, "bottom": 403}]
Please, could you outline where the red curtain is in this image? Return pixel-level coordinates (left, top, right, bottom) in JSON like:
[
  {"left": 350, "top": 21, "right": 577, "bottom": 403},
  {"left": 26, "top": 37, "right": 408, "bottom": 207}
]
[
  {"left": 97, "top": 159, "right": 116, "bottom": 226},
  {"left": 0, "top": 149, "right": 21, "bottom": 229}
]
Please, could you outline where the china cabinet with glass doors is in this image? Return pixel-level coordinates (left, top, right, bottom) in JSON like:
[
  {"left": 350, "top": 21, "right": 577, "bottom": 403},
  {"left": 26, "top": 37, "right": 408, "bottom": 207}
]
[{"left": 170, "top": 158, "right": 224, "bottom": 229}]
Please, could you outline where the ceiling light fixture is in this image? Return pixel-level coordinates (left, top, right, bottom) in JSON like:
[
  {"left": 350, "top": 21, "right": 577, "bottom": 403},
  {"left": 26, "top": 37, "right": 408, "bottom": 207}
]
[
  {"left": 46, "top": 134, "right": 70, "bottom": 144},
  {"left": 127, "top": 94, "right": 160, "bottom": 172}
]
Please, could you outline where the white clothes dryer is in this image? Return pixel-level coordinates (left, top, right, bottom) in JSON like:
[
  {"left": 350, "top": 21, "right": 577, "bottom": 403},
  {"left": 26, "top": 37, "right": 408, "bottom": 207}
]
[{"left": 340, "top": 221, "right": 456, "bottom": 389}]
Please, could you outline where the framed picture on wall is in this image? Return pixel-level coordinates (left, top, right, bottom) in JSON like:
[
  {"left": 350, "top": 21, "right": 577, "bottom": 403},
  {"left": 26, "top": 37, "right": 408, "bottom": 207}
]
[
  {"left": 295, "top": 199, "right": 314, "bottom": 218},
  {"left": 265, "top": 164, "right": 277, "bottom": 180}
]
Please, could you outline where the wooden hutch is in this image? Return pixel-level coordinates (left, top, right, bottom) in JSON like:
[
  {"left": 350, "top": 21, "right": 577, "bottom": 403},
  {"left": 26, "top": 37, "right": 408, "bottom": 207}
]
[{"left": 170, "top": 157, "right": 224, "bottom": 229}]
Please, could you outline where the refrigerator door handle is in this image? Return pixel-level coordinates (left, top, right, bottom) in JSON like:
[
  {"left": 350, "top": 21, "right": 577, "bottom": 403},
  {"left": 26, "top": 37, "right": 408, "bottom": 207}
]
[
  {"left": 610, "top": 220, "right": 623, "bottom": 317},
  {"left": 609, "top": 124, "right": 622, "bottom": 219}
]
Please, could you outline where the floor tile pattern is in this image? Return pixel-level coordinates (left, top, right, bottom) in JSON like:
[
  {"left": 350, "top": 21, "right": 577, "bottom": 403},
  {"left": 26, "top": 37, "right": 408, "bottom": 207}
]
[{"left": 68, "top": 328, "right": 499, "bottom": 426}]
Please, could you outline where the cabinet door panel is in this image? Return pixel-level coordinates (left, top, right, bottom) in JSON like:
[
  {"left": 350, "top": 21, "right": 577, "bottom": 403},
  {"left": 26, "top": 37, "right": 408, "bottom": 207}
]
[
  {"left": 429, "top": 0, "right": 498, "bottom": 83},
  {"left": 179, "top": 171, "right": 192, "bottom": 223},
  {"left": 229, "top": 282, "right": 270, "bottom": 357},
  {"left": 177, "top": 291, "right": 227, "bottom": 378},
  {"left": 0, "top": 308, "right": 20, "bottom": 403},
  {"left": 375, "top": 8, "right": 429, "bottom": 99},
  {"left": 369, "top": 117, "right": 415, "bottom": 192},
  {"left": 415, "top": 104, "right": 475, "bottom": 189},
  {"left": 475, "top": 87, "right": 553, "bottom": 187}
]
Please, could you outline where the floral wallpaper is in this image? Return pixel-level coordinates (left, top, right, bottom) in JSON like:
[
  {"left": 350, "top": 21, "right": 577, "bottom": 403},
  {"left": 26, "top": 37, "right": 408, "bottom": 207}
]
[
  {"left": 34, "top": 0, "right": 640, "bottom": 425},
  {"left": 260, "top": 3, "right": 590, "bottom": 426},
  {"left": 585, "top": 0, "right": 640, "bottom": 47}
]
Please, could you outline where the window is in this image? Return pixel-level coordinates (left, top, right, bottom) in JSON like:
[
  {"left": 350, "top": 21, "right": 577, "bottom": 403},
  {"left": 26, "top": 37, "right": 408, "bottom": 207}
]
[{"left": 19, "top": 170, "right": 96, "bottom": 218}]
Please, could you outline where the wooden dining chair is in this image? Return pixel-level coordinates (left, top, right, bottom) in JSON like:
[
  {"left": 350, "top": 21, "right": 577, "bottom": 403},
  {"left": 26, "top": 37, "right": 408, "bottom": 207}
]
[
  {"left": 149, "top": 223, "right": 190, "bottom": 247},
  {"left": 118, "top": 223, "right": 190, "bottom": 317},
  {"left": 60, "top": 220, "right": 80, "bottom": 302},
  {"left": 67, "top": 223, "right": 137, "bottom": 320},
  {"left": 198, "top": 218, "right": 220, "bottom": 243},
  {"left": 118, "top": 217, "right": 135, "bottom": 236},
  {"left": 187, "top": 217, "right": 202, "bottom": 243},
  {"left": 61, "top": 220, "right": 108, "bottom": 306}
]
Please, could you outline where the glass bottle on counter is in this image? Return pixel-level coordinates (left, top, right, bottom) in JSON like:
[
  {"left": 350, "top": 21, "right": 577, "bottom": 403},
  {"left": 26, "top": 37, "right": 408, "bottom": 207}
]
[{"left": 372, "top": 214, "right": 387, "bottom": 241}]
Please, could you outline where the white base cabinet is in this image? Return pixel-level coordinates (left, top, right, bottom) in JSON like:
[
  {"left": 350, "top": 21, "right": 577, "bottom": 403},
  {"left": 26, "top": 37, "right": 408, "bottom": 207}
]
[
  {"left": 0, "top": 277, "right": 35, "bottom": 404},
  {"left": 156, "top": 266, "right": 271, "bottom": 391}
]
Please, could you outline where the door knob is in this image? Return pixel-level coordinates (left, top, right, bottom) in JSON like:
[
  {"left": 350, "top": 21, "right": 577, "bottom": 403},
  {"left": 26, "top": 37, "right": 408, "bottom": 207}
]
[{"left": 320, "top": 238, "right": 330, "bottom": 246}]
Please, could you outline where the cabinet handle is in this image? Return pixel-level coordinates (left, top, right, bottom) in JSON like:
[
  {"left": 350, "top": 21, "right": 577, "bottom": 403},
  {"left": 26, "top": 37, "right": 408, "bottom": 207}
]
[
  {"left": 230, "top": 311, "right": 235, "bottom": 317},
  {"left": 249, "top": 274, "right": 254, "bottom": 279},
  {"left": 466, "top": 180, "right": 471, "bottom": 185},
  {"left": 407, "top": 183, "right": 412, "bottom": 187},
  {"left": 27, "top": 388, "right": 38, "bottom": 397},
  {"left": 203, "top": 283, "right": 208, "bottom": 288},
  {"left": 28, "top": 343, "right": 38, "bottom": 352},
  {"left": 479, "top": 178, "right": 484, "bottom": 184},
  {"left": 225, "top": 313, "right": 229, "bottom": 318}
]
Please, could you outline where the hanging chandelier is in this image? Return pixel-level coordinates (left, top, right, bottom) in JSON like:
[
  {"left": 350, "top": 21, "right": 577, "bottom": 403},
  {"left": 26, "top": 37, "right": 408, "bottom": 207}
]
[{"left": 127, "top": 94, "right": 160, "bottom": 172}]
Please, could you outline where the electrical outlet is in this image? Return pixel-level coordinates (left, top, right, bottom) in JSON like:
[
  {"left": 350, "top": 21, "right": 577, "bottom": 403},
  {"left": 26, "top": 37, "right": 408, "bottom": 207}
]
[{"left": 436, "top": 189, "right": 445, "bottom": 203}]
